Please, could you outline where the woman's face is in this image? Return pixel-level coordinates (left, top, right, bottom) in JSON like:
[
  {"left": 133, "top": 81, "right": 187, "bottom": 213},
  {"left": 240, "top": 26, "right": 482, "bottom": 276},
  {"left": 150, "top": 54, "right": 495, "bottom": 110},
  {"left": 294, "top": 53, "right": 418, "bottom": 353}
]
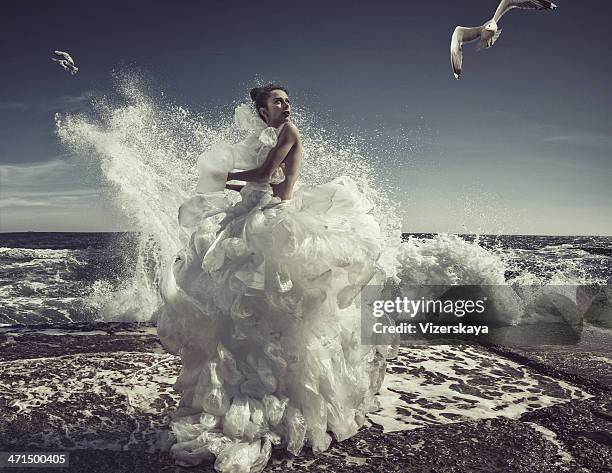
[{"left": 260, "top": 89, "right": 291, "bottom": 127}]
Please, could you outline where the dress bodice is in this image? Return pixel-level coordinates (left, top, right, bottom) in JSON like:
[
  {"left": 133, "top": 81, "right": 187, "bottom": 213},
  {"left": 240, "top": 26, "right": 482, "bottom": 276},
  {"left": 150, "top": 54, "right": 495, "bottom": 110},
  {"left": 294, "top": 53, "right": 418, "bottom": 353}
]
[
  {"left": 196, "top": 106, "right": 287, "bottom": 194},
  {"left": 242, "top": 122, "right": 286, "bottom": 192},
  {"left": 255, "top": 122, "right": 287, "bottom": 185}
]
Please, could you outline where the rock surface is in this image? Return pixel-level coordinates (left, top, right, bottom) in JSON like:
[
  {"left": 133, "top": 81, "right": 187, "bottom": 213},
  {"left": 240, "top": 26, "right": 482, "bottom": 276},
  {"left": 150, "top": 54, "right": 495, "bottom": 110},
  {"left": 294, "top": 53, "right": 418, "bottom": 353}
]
[{"left": 0, "top": 322, "right": 610, "bottom": 473}]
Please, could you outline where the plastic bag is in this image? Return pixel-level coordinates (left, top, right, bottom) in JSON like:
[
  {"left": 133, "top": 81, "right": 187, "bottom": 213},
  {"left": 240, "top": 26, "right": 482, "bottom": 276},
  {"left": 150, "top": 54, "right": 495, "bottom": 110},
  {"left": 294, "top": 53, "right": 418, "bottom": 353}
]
[
  {"left": 195, "top": 361, "right": 230, "bottom": 416},
  {"left": 199, "top": 432, "right": 232, "bottom": 456},
  {"left": 262, "top": 394, "right": 287, "bottom": 426},
  {"left": 242, "top": 399, "right": 266, "bottom": 441},
  {"left": 171, "top": 432, "right": 231, "bottom": 467},
  {"left": 327, "top": 403, "right": 358, "bottom": 442},
  {"left": 218, "top": 343, "right": 245, "bottom": 385},
  {"left": 302, "top": 396, "right": 331, "bottom": 454},
  {"left": 171, "top": 438, "right": 215, "bottom": 466},
  {"left": 249, "top": 398, "right": 265, "bottom": 427},
  {"left": 171, "top": 414, "right": 208, "bottom": 443},
  {"left": 214, "top": 440, "right": 261, "bottom": 473},
  {"left": 257, "top": 357, "right": 277, "bottom": 393},
  {"left": 285, "top": 406, "right": 306, "bottom": 456},
  {"left": 239, "top": 358, "right": 267, "bottom": 398},
  {"left": 249, "top": 438, "right": 273, "bottom": 473},
  {"left": 263, "top": 341, "right": 287, "bottom": 371},
  {"left": 223, "top": 395, "right": 251, "bottom": 439},
  {"left": 199, "top": 412, "right": 221, "bottom": 431}
]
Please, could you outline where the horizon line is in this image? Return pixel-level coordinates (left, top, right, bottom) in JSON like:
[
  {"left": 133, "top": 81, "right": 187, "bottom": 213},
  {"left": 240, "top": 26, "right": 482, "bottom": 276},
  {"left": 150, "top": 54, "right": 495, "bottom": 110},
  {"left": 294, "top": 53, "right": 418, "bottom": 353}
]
[{"left": 1, "top": 231, "right": 611, "bottom": 238}]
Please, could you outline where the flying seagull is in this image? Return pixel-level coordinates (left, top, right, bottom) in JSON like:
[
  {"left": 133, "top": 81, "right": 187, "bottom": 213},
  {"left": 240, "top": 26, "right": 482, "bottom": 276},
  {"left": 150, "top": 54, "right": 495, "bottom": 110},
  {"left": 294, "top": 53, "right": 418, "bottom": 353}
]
[
  {"left": 450, "top": 0, "right": 557, "bottom": 79},
  {"left": 51, "top": 50, "right": 78, "bottom": 75}
]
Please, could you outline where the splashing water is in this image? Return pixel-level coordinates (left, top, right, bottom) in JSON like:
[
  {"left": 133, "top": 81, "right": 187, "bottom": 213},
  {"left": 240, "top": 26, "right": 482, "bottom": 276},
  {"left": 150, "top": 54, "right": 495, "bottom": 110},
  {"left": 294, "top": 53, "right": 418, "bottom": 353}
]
[
  {"left": 55, "top": 72, "right": 404, "bottom": 322},
  {"left": 55, "top": 72, "right": 601, "bottom": 325},
  {"left": 56, "top": 73, "right": 218, "bottom": 321}
]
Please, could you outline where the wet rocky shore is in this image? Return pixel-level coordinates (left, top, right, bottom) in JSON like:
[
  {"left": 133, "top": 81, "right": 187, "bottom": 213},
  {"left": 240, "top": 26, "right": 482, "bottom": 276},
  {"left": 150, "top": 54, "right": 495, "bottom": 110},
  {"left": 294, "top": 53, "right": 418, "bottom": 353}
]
[{"left": 0, "top": 322, "right": 610, "bottom": 473}]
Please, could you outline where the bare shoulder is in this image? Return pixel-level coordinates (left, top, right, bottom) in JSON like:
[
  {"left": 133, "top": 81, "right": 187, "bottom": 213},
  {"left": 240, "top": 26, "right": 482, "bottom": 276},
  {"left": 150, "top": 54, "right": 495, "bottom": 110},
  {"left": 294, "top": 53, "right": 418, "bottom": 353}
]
[{"left": 279, "top": 122, "right": 300, "bottom": 143}]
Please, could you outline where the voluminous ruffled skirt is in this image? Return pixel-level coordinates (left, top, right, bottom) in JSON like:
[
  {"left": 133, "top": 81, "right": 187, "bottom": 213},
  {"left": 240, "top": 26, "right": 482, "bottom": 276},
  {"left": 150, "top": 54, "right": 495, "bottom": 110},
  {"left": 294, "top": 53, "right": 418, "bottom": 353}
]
[{"left": 158, "top": 176, "right": 393, "bottom": 472}]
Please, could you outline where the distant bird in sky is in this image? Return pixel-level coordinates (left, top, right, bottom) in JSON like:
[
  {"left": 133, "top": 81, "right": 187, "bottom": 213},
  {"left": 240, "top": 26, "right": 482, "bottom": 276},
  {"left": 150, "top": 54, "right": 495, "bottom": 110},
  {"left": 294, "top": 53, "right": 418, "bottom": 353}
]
[
  {"left": 51, "top": 50, "right": 78, "bottom": 75},
  {"left": 450, "top": 0, "right": 557, "bottom": 80}
]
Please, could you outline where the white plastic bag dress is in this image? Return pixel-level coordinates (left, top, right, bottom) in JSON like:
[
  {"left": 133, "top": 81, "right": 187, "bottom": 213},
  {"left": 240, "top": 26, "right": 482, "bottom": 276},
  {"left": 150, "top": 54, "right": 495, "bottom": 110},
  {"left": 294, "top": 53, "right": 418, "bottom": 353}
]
[{"left": 158, "top": 103, "right": 393, "bottom": 472}]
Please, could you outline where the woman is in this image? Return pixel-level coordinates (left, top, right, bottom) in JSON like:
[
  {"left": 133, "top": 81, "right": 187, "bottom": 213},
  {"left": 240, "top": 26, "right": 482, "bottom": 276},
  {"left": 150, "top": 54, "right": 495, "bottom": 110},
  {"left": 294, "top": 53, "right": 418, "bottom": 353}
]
[
  {"left": 158, "top": 84, "right": 394, "bottom": 472},
  {"left": 226, "top": 86, "right": 300, "bottom": 201}
]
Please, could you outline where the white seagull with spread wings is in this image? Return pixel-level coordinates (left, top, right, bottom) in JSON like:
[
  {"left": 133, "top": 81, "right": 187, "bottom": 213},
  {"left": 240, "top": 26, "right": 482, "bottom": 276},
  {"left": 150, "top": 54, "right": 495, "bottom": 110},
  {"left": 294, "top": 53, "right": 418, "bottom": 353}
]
[
  {"left": 450, "top": 0, "right": 557, "bottom": 80},
  {"left": 51, "top": 50, "right": 79, "bottom": 75}
]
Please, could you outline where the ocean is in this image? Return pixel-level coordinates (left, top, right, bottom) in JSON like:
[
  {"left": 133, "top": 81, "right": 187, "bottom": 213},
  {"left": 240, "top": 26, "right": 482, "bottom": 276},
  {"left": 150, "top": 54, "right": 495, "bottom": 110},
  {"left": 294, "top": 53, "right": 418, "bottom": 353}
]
[{"left": 1, "top": 231, "right": 610, "bottom": 327}]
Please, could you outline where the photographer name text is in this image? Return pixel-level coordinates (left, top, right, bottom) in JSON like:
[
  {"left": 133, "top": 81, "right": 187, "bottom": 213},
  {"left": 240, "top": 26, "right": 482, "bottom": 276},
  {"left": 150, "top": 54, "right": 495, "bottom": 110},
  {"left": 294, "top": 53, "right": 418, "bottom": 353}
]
[{"left": 372, "top": 322, "right": 489, "bottom": 335}]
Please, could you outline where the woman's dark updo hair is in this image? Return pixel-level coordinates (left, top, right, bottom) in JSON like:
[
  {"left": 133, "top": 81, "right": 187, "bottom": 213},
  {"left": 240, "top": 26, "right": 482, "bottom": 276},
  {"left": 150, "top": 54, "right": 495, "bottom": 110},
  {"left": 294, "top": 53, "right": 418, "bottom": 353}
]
[{"left": 250, "top": 84, "right": 288, "bottom": 122}]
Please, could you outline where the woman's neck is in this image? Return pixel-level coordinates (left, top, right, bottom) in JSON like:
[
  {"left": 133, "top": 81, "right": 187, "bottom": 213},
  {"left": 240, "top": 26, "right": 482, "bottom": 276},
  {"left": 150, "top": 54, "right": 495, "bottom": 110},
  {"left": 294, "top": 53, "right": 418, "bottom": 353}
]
[{"left": 266, "top": 119, "right": 289, "bottom": 129}]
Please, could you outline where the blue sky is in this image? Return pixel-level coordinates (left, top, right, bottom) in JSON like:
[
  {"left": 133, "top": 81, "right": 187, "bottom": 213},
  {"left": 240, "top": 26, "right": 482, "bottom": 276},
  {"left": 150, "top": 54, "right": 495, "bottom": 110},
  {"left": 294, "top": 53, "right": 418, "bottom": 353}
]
[{"left": 1, "top": 1, "right": 611, "bottom": 235}]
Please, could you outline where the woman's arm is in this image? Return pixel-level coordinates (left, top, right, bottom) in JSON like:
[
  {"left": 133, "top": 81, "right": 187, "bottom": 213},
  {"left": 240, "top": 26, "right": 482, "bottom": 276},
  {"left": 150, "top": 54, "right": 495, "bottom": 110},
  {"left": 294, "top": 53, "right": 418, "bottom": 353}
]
[{"left": 228, "top": 123, "right": 299, "bottom": 183}]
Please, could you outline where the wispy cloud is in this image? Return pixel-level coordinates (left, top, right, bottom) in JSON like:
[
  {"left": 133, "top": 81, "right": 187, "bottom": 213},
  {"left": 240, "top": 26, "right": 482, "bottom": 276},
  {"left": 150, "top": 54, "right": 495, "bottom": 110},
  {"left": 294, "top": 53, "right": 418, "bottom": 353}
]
[
  {"left": 0, "top": 101, "right": 29, "bottom": 111},
  {"left": 35, "top": 91, "right": 94, "bottom": 114},
  {"left": 0, "top": 158, "right": 107, "bottom": 228},
  {"left": 0, "top": 159, "right": 100, "bottom": 206},
  {"left": 0, "top": 197, "right": 50, "bottom": 208},
  {"left": 0, "top": 92, "right": 94, "bottom": 116},
  {"left": 485, "top": 110, "right": 612, "bottom": 150},
  {"left": 0, "top": 191, "right": 101, "bottom": 209},
  {"left": 0, "top": 159, "right": 72, "bottom": 184},
  {"left": 542, "top": 133, "right": 612, "bottom": 147}
]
